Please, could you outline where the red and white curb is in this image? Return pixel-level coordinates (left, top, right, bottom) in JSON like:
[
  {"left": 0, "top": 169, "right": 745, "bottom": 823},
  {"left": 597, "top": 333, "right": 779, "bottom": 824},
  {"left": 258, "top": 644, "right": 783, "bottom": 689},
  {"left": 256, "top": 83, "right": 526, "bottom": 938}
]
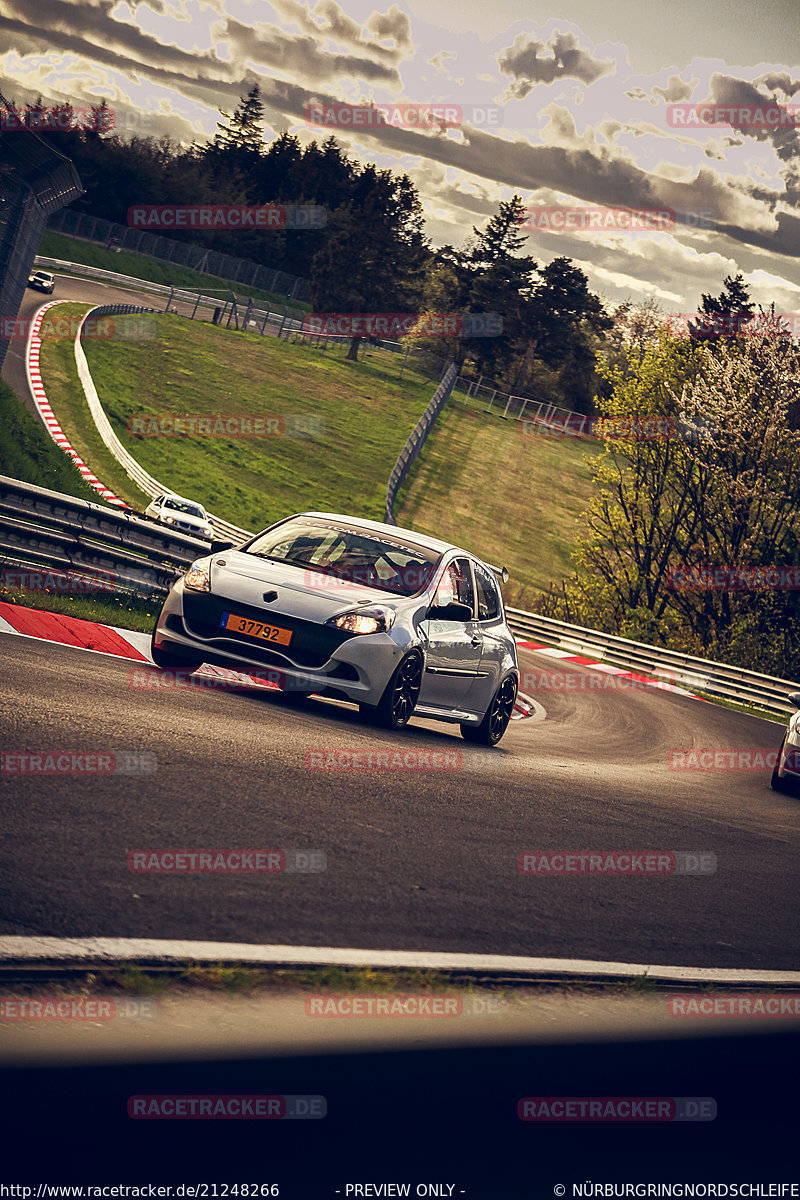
[
  {"left": 25, "top": 301, "right": 128, "bottom": 508},
  {"left": 0, "top": 936, "right": 798, "bottom": 986},
  {"left": 515, "top": 639, "right": 704, "bottom": 701},
  {"left": 0, "top": 601, "right": 282, "bottom": 692}
]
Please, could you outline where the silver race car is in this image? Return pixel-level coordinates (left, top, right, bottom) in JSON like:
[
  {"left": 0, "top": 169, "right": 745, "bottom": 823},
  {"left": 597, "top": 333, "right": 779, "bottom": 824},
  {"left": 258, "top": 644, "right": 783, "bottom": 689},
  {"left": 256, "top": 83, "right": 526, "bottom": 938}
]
[{"left": 151, "top": 511, "right": 519, "bottom": 744}]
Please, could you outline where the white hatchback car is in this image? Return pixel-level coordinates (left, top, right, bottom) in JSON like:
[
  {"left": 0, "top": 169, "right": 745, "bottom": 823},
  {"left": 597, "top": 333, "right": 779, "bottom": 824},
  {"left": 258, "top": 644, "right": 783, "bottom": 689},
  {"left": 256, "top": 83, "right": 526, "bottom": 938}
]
[
  {"left": 151, "top": 511, "right": 520, "bottom": 744},
  {"left": 144, "top": 493, "right": 213, "bottom": 541}
]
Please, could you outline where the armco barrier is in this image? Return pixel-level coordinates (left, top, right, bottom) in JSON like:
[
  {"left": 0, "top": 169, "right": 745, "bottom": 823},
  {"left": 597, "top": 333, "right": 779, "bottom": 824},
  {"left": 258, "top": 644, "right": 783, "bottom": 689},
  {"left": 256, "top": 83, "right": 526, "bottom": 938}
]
[
  {"left": 508, "top": 607, "right": 798, "bottom": 717},
  {"left": 0, "top": 475, "right": 210, "bottom": 595},
  {"left": 385, "top": 363, "right": 458, "bottom": 524}
]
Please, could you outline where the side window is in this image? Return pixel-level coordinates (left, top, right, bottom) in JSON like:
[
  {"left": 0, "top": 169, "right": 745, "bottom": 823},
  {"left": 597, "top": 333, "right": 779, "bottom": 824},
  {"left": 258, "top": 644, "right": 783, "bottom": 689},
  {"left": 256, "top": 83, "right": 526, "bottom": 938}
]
[
  {"left": 436, "top": 557, "right": 474, "bottom": 614},
  {"left": 473, "top": 561, "right": 500, "bottom": 621}
]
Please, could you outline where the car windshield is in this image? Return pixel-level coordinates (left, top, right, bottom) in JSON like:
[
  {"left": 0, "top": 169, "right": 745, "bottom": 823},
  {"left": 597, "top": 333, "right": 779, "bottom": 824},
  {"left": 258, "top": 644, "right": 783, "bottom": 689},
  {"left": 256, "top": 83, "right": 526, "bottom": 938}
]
[
  {"left": 163, "top": 498, "right": 205, "bottom": 517},
  {"left": 245, "top": 518, "right": 439, "bottom": 596}
]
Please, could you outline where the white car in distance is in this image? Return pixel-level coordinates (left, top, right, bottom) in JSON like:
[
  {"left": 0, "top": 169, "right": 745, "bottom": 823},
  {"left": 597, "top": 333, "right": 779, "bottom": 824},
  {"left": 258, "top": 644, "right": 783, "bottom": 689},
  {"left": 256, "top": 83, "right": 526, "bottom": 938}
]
[{"left": 144, "top": 493, "right": 214, "bottom": 541}]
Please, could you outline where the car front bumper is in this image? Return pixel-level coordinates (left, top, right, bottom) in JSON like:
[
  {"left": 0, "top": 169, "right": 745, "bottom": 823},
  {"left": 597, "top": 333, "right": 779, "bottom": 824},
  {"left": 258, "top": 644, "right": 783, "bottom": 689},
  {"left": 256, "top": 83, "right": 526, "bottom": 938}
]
[{"left": 153, "top": 578, "right": 410, "bottom": 705}]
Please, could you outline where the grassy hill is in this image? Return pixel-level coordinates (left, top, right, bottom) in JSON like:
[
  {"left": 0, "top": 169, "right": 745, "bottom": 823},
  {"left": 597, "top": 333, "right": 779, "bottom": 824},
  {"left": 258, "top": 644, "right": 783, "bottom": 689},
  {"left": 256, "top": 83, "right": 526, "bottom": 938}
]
[
  {"left": 397, "top": 394, "right": 605, "bottom": 610},
  {"left": 37, "top": 305, "right": 603, "bottom": 608},
  {"left": 39, "top": 306, "right": 439, "bottom": 529}
]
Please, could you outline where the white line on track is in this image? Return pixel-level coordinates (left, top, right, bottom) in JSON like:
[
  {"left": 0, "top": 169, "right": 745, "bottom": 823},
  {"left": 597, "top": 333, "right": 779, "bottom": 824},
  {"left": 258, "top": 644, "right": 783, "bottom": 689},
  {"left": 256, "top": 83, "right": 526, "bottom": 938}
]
[{"left": 1, "top": 937, "right": 798, "bottom": 985}]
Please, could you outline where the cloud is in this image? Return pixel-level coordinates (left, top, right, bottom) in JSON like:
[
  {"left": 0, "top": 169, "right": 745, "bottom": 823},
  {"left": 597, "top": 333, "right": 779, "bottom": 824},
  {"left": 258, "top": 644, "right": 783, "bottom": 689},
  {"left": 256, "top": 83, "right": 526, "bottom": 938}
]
[
  {"left": 497, "top": 29, "right": 615, "bottom": 99},
  {"left": 754, "top": 70, "right": 800, "bottom": 98},
  {"left": 653, "top": 74, "right": 696, "bottom": 103},
  {"left": 365, "top": 4, "right": 413, "bottom": 54}
]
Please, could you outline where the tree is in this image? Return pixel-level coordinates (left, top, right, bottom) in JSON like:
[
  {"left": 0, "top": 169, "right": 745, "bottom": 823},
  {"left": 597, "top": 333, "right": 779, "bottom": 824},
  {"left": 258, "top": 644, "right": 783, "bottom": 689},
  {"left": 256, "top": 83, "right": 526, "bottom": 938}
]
[
  {"left": 514, "top": 257, "right": 611, "bottom": 405},
  {"left": 309, "top": 167, "right": 428, "bottom": 361},
  {"left": 689, "top": 272, "right": 755, "bottom": 342},
  {"left": 544, "top": 317, "right": 800, "bottom": 673},
  {"left": 213, "top": 83, "right": 266, "bottom": 157}
]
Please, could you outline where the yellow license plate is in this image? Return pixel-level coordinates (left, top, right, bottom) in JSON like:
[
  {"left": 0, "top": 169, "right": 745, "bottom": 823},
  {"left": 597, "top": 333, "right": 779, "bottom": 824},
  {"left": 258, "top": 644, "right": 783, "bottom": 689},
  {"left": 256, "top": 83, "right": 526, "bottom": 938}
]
[{"left": 220, "top": 612, "right": 292, "bottom": 646}]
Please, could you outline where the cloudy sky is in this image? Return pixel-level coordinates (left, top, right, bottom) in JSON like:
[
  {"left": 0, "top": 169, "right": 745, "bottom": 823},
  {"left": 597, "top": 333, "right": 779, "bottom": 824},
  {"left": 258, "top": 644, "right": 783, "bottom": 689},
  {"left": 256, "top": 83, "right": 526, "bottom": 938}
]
[{"left": 2, "top": 0, "right": 800, "bottom": 312}]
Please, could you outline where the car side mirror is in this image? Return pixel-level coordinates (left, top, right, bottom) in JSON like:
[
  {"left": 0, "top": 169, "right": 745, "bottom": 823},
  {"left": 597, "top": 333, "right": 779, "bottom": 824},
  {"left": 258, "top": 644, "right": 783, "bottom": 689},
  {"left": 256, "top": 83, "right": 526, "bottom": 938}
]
[
  {"left": 427, "top": 601, "right": 473, "bottom": 622},
  {"left": 788, "top": 691, "right": 800, "bottom": 709},
  {"left": 211, "top": 539, "right": 235, "bottom": 554}
]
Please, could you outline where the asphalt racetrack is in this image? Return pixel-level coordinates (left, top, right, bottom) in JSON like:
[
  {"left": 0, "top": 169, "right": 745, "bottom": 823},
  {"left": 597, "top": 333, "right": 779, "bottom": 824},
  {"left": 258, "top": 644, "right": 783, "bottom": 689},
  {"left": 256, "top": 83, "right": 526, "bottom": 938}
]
[{"left": 1, "top": 634, "right": 797, "bottom": 969}]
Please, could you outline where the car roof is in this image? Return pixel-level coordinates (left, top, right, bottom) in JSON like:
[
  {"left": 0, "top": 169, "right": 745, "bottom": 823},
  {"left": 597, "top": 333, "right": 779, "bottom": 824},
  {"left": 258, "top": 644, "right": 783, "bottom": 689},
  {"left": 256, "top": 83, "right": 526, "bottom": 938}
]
[
  {"left": 293, "top": 511, "right": 471, "bottom": 558},
  {"left": 160, "top": 493, "right": 206, "bottom": 512}
]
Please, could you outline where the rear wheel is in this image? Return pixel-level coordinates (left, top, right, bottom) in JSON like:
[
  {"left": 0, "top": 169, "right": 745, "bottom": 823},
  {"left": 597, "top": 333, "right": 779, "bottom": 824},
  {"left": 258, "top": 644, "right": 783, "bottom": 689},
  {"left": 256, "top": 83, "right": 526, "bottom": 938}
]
[
  {"left": 150, "top": 632, "right": 204, "bottom": 673},
  {"left": 361, "top": 653, "right": 423, "bottom": 730},
  {"left": 461, "top": 674, "right": 517, "bottom": 746}
]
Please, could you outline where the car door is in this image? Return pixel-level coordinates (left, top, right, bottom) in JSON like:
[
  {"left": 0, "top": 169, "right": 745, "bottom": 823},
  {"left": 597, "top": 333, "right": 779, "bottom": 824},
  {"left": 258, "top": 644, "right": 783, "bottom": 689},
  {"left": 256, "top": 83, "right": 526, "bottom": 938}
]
[{"left": 417, "top": 556, "right": 484, "bottom": 711}]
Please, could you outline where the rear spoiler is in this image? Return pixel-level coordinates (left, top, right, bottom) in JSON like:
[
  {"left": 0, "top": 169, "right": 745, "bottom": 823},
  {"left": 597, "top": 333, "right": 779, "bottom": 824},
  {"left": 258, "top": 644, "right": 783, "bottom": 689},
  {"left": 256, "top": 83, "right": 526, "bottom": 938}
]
[{"left": 486, "top": 562, "right": 510, "bottom": 585}]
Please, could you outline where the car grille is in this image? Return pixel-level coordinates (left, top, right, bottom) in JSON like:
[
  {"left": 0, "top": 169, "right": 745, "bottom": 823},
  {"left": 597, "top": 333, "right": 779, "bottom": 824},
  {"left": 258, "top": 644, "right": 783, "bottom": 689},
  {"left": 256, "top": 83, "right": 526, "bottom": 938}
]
[{"left": 182, "top": 592, "right": 355, "bottom": 668}]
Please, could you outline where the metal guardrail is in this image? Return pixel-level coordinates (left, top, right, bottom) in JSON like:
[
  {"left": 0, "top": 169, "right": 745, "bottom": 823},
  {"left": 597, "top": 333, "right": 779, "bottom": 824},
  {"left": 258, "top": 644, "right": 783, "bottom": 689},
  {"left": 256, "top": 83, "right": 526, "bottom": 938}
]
[
  {"left": 507, "top": 607, "right": 798, "bottom": 716},
  {"left": 385, "top": 363, "right": 458, "bottom": 524},
  {"left": 0, "top": 475, "right": 211, "bottom": 595}
]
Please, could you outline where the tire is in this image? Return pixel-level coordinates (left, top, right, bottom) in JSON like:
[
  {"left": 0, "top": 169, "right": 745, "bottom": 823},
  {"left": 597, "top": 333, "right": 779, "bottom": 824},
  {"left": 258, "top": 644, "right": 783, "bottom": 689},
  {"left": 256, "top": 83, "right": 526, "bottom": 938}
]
[
  {"left": 361, "top": 652, "right": 423, "bottom": 731},
  {"left": 461, "top": 674, "right": 518, "bottom": 746},
  {"left": 150, "top": 632, "right": 204, "bottom": 673},
  {"left": 771, "top": 734, "right": 792, "bottom": 792}
]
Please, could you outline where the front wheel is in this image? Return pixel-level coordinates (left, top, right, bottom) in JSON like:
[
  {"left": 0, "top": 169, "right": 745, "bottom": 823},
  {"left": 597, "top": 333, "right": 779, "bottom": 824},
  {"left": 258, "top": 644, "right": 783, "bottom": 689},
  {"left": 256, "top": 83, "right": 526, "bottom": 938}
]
[
  {"left": 771, "top": 734, "right": 793, "bottom": 792},
  {"left": 361, "top": 653, "right": 423, "bottom": 730},
  {"left": 461, "top": 674, "right": 518, "bottom": 746},
  {"left": 150, "top": 632, "right": 204, "bottom": 673}
]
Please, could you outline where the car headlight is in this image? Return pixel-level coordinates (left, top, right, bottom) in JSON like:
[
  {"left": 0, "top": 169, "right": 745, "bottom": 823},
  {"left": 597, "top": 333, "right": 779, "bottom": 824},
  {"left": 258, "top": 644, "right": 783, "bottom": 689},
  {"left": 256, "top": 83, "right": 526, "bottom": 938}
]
[
  {"left": 184, "top": 559, "right": 212, "bottom": 592},
  {"left": 327, "top": 606, "right": 395, "bottom": 635},
  {"left": 163, "top": 515, "right": 175, "bottom": 524},
  {"left": 201, "top": 526, "right": 213, "bottom": 538}
]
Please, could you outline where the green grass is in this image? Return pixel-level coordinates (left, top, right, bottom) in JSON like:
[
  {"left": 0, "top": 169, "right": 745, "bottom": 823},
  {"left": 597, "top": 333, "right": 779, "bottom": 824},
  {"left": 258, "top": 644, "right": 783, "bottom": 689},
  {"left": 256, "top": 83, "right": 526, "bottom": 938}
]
[
  {"left": 38, "top": 229, "right": 311, "bottom": 312},
  {"left": 397, "top": 397, "right": 607, "bottom": 611},
  {"left": 0, "top": 582, "right": 158, "bottom": 632},
  {"left": 0, "top": 378, "right": 99, "bottom": 501},
  {"left": 76, "top": 313, "right": 435, "bottom": 530}
]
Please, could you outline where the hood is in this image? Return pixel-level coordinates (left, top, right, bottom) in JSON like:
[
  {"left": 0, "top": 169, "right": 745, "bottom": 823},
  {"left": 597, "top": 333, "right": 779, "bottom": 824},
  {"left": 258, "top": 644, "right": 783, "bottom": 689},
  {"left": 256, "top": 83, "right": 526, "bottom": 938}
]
[{"left": 208, "top": 550, "right": 411, "bottom": 622}]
